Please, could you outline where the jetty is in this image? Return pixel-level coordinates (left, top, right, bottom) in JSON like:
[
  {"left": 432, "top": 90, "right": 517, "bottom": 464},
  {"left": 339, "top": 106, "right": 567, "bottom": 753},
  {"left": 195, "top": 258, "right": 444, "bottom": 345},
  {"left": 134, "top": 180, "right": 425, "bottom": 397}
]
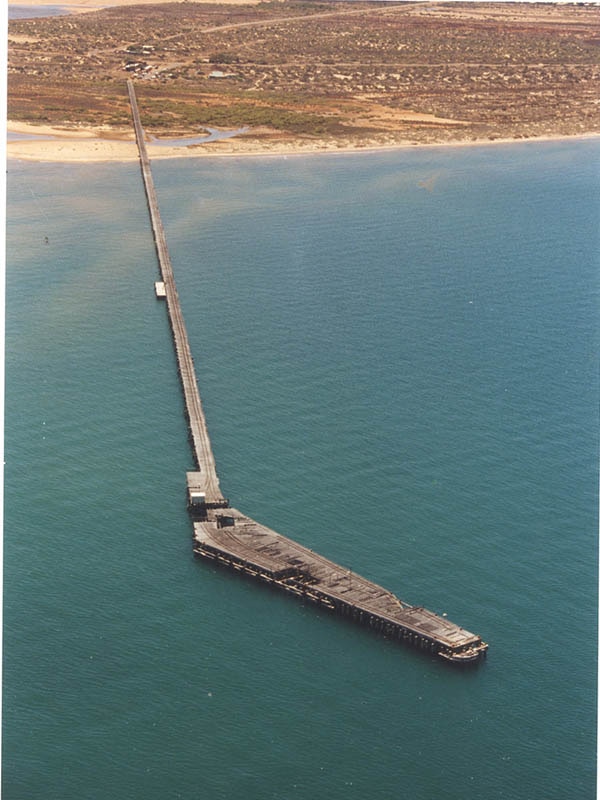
[
  {"left": 128, "top": 80, "right": 226, "bottom": 509},
  {"left": 127, "top": 80, "right": 488, "bottom": 664}
]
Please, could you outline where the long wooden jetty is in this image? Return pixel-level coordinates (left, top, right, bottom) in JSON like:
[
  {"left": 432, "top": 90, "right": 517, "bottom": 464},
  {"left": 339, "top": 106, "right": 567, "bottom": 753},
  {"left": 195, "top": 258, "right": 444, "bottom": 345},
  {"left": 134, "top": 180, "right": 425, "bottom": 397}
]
[
  {"left": 128, "top": 80, "right": 226, "bottom": 508},
  {"left": 127, "top": 80, "right": 488, "bottom": 665}
]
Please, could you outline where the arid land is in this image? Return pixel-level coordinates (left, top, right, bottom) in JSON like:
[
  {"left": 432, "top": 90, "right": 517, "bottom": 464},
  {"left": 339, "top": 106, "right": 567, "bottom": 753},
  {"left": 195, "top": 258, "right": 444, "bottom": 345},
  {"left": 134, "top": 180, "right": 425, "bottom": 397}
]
[{"left": 7, "top": 1, "right": 600, "bottom": 160}]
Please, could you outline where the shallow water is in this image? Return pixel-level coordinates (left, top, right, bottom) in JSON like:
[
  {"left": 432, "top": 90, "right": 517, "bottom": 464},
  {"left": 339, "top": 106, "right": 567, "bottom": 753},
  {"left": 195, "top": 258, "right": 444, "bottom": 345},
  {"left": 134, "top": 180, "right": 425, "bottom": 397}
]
[
  {"left": 148, "top": 127, "right": 250, "bottom": 148},
  {"left": 8, "top": 4, "right": 76, "bottom": 18}
]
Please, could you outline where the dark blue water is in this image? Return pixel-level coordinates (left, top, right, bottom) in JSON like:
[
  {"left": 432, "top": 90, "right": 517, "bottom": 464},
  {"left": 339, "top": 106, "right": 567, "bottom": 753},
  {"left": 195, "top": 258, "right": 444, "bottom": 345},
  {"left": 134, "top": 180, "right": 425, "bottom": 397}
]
[{"left": 5, "top": 140, "right": 599, "bottom": 799}]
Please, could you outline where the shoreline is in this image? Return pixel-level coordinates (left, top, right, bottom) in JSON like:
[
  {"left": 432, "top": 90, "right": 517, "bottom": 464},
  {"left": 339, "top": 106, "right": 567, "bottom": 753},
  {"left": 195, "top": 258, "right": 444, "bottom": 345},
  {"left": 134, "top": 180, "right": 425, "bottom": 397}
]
[{"left": 7, "top": 121, "right": 600, "bottom": 164}]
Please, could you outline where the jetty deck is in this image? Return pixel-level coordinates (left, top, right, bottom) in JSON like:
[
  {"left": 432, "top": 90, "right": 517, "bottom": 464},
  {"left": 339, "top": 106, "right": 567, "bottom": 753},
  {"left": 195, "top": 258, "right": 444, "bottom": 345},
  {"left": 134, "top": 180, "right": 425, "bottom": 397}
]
[
  {"left": 193, "top": 506, "right": 487, "bottom": 662},
  {"left": 128, "top": 79, "right": 226, "bottom": 508},
  {"left": 127, "top": 80, "right": 488, "bottom": 664}
]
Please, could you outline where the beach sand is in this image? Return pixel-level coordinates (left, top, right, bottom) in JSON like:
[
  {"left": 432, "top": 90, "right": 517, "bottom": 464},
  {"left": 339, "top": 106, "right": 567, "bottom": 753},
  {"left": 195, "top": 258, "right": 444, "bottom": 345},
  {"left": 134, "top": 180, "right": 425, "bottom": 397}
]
[{"left": 7, "top": 120, "right": 600, "bottom": 164}]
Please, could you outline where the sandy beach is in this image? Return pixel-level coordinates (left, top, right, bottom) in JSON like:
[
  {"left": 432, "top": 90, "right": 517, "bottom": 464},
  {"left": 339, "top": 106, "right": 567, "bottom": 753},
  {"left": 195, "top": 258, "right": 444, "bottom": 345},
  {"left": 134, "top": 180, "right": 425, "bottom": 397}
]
[{"left": 7, "top": 120, "right": 600, "bottom": 164}]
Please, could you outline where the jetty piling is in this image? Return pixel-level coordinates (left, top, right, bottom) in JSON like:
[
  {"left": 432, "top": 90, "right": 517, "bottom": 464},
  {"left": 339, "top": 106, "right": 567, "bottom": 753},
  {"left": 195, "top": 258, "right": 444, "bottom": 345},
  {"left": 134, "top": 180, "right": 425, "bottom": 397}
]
[{"left": 127, "top": 79, "right": 488, "bottom": 665}]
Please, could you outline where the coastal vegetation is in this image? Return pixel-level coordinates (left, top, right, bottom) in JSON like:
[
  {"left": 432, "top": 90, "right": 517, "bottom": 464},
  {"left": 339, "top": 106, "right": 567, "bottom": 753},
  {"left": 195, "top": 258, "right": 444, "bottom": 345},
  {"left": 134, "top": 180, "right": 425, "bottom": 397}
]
[{"left": 7, "top": 1, "right": 600, "bottom": 147}]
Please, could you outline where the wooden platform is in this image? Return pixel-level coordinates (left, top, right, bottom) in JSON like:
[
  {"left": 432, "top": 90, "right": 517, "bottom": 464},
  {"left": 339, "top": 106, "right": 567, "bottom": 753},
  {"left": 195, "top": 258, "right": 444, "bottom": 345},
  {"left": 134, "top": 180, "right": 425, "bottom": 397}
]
[{"left": 193, "top": 506, "right": 488, "bottom": 663}]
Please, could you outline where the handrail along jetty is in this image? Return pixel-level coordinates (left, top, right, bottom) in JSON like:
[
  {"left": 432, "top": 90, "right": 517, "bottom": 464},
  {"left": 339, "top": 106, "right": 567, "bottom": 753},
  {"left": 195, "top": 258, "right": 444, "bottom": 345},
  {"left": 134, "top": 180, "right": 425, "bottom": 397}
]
[{"left": 127, "top": 80, "right": 488, "bottom": 665}]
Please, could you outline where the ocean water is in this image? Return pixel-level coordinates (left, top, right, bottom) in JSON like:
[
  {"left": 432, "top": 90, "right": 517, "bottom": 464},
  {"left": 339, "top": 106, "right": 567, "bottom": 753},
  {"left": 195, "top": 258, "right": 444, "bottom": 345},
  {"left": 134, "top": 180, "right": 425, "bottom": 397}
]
[{"left": 4, "top": 140, "right": 599, "bottom": 799}]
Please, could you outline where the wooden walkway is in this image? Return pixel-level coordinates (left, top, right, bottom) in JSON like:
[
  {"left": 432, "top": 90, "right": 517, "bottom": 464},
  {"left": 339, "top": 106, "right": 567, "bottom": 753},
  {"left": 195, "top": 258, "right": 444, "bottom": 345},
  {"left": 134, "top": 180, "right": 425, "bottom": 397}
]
[
  {"left": 128, "top": 79, "right": 226, "bottom": 507},
  {"left": 127, "top": 80, "right": 488, "bottom": 664}
]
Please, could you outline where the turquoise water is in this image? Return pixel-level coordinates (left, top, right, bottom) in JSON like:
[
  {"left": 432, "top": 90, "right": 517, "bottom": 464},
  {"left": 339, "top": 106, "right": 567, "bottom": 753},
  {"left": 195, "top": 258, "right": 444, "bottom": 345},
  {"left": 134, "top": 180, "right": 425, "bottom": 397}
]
[{"left": 5, "top": 140, "right": 599, "bottom": 799}]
